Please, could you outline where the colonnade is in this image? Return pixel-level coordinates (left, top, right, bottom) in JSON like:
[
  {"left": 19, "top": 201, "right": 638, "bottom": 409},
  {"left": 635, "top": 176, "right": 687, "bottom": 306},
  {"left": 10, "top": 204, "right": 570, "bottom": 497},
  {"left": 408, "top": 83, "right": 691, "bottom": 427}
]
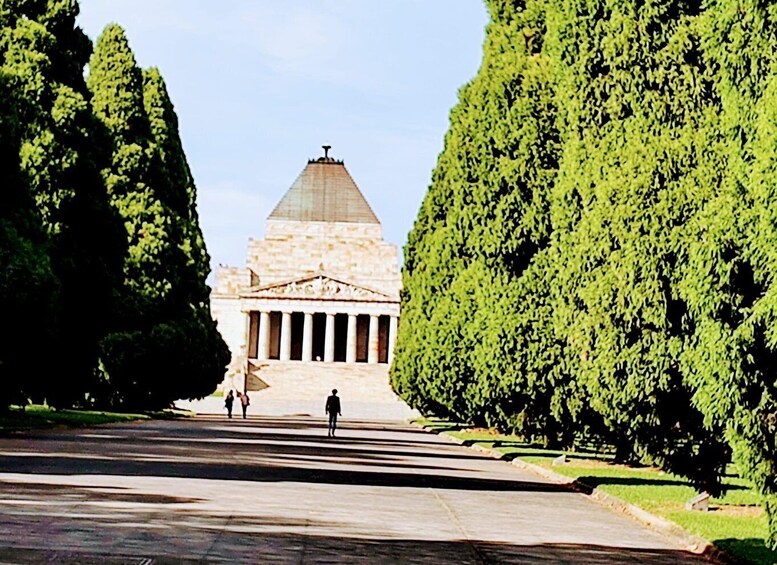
[{"left": 251, "top": 311, "right": 398, "bottom": 365}]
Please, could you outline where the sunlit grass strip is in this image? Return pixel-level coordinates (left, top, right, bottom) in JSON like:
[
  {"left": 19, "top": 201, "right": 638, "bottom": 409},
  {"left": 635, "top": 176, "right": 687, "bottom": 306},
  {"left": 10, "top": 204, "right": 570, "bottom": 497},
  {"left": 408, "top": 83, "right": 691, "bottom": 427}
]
[
  {"left": 0, "top": 404, "right": 191, "bottom": 432},
  {"left": 415, "top": 417, "right": 772, "bottom": 565}
]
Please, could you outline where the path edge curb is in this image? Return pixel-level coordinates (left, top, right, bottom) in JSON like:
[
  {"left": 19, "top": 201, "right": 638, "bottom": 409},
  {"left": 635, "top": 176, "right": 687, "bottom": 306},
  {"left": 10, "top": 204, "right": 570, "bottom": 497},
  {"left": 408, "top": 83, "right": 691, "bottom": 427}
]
[{"left": 410, "top": 421, "right": 738, "bottom": 565}]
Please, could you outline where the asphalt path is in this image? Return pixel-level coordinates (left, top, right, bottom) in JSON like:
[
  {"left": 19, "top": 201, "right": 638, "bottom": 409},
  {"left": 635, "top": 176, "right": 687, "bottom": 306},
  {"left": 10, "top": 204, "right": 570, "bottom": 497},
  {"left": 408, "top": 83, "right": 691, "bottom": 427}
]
[{"left": 0, "top": 416, "right": 711, "bottom": 564}]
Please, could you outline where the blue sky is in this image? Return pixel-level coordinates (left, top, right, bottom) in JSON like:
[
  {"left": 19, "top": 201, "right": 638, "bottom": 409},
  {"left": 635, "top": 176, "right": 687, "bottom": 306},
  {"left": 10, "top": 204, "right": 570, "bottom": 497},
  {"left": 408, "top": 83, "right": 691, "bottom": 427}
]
[{"left": 78, "top": 1, "right": 489, "bottom": 270}]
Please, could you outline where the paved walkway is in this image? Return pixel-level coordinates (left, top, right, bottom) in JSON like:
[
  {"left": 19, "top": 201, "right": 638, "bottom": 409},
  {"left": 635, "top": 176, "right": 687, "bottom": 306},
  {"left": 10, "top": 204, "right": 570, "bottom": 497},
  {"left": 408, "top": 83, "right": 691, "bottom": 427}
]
[{"left": 0, "top": 416, "right": 710, "bottom": 564}]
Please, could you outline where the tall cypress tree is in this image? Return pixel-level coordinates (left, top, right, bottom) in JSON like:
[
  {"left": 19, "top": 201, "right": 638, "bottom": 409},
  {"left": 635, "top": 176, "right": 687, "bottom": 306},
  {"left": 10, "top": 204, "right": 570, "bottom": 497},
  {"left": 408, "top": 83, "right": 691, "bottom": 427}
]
[
  {"left": 0, "top": 69, "right": 60, "bottom": 407},
  {"left": 392, "top": 0, "right": 575, "bottom": 436},
  {"left": 142, "top": 67, "right": 230, "bottom": 401},
  {"left": 681, "top": 0, "right": 777, "bottom": 545},
  {"left": 88, "top": 24, "right": 227, "bottom": 407},
  {"left": 544, "top": 0, "right": 729, "bottom": 491},
  {"left": 0, "top": 0, "right": 122, "bottom": 406},
  {"left": 142, "top": 68, "right": 211, "bottom": 295}
]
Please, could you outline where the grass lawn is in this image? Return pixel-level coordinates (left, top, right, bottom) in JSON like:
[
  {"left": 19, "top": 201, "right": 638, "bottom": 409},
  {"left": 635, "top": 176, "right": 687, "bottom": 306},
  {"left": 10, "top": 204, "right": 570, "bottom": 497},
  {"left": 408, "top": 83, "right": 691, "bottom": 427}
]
[
  {"left": 0, "top": 404, "right": 192, "bottom": 433},
  {"left": 416, "top": 418, "right": 774, "bottom": 565}
]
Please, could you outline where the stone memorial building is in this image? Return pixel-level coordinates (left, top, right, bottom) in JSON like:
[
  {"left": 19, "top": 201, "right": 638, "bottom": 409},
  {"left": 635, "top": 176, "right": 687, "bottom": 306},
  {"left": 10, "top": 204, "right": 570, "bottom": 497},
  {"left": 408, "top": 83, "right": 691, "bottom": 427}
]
[{"left": 211, "top": 147, "right": 413, "bottom": 418}]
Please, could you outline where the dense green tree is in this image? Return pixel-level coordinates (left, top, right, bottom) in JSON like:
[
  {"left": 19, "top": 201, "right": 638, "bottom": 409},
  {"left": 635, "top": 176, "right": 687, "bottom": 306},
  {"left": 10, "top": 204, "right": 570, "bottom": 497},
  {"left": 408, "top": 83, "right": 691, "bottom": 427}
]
[
  {"left": 0, "top": 0, "right": 123, "bottom": 406},
  {"left": 88, "top": 25, "right": 183, "bottom": 319},
  {"left": 88, "top": 24, "right": 228, "bottom": 408},
  {"left": 679, "top": 0, "right": 777, "bottom": 546},
  {"left": 141, "top": 67, "right": 230, "bottom": 402},
  {"left": 0, "top": 69, "right": 59, "bottom": 407},
  {"left": 392, "top": 0, "right": 580, "bottom": 439},
  {"left": 396, "top": 0, "right": 777, "bottom": 541},
  {"left": 544, "top": 0, "right": 729, "bottom": 491},
  {"left": 142, "top": 68, "right": 211, "bottom": 286}
]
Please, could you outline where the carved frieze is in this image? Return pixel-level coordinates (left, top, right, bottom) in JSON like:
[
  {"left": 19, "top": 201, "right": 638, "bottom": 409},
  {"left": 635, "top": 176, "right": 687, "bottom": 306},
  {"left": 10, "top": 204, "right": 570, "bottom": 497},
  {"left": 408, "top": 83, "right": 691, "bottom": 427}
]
[{"left": 243, "top": 275, "right": 391, "bottom": 302}]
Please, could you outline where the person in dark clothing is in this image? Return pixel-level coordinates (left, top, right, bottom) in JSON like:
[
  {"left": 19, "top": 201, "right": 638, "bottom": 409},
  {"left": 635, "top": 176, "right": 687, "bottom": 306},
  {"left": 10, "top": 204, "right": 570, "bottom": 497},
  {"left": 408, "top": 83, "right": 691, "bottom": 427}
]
[
  {"left": 224, "top": 390, "right": 234, "bottom": 419},
  {"left": 239, "top": 391, "right": 250, "bottom": 419},
  {"left": 325, "top": 389, "right": 341, "bottom": 437}
]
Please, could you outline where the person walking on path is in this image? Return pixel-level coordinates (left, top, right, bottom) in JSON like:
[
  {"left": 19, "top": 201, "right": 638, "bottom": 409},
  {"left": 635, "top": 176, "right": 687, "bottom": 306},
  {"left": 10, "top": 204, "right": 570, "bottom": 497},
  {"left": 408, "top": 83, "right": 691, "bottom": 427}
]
[
  {"left": 325, "top": 389, "right": 341, "bottom": 437},
  {"left": 224, "top": 390, "right": 234, "bottom": 419},
  {"left": 239, "top": 391, "right": 250, "bottom": 419}
]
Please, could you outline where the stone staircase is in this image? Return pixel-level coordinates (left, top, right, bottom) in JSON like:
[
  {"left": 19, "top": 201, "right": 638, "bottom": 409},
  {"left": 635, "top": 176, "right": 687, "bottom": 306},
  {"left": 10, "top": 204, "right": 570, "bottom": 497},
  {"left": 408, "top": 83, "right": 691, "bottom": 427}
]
[{"left": 210, "top": 360, "right": 419, "bottom": 421}]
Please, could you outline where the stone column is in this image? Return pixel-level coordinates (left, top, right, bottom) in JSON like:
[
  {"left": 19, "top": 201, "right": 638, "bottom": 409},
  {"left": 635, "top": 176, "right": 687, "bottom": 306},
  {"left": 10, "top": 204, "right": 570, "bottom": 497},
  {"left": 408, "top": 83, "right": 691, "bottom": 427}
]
[
  {"left": 388, "top": 315, "right": 398, "bottom": 364},
  {"left": 257, "top": 311, "right": 271, "bottom": 360},
  {"left": 243, "top": 311, "right": 252, "bottom": 356},
  {"left": 368, "top": 314, "right": 379, "bottom": 364},
  {"left": 346, "top": 314, "right": 357, "bottom": 363},
  {"left": 247, "top": 312, "right": 259, "bottom": 358},
  {"left": 302, "top": 312, "right": 313, "bottom": 362},
  {"left": 324, "top": 313, "right": 335, "bottom": 362},
  {"left": 280, "top": 311, "right": 292, "bottom": 361}
]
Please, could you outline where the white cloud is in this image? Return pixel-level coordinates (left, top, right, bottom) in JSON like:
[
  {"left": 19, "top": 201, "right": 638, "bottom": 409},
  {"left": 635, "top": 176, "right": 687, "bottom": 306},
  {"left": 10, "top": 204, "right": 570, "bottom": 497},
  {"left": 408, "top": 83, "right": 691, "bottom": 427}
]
[
  {"left": 236, "top": 6, "right": 343, "bottom": 67},
  {"left": 79, "top": 0, "right": 385, "bottom": 92},
  {"left": 214, "top": 3, "right": 374, "bottom": 90}
]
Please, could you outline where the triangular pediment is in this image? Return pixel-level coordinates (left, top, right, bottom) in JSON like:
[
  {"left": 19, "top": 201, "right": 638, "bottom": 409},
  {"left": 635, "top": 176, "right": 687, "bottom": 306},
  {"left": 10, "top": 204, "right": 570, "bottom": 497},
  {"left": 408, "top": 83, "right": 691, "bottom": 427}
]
[{"left": 240, "top": 273, "right": 392, "bottom": 302}]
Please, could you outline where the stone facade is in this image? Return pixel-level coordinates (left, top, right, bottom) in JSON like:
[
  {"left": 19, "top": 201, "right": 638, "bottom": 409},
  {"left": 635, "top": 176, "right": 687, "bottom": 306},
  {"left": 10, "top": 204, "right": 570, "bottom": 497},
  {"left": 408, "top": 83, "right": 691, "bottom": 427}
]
[{"left": 211, "top": 149, "right": 406, "bottom": 414}]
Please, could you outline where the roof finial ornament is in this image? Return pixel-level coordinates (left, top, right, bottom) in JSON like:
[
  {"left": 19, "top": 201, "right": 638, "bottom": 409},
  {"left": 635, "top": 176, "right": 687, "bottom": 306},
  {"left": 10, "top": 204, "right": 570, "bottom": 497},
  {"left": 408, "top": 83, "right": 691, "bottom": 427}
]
[{"left": 323, "top": 144, "right": 331, "bottom": 159}]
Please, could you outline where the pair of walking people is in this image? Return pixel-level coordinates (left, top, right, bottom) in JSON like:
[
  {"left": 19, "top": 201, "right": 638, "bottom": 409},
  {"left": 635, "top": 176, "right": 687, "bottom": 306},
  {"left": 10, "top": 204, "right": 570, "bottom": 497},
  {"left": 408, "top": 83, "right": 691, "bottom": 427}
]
[{"left": 224, "top": 390, "right": 250, "bottom": 419}]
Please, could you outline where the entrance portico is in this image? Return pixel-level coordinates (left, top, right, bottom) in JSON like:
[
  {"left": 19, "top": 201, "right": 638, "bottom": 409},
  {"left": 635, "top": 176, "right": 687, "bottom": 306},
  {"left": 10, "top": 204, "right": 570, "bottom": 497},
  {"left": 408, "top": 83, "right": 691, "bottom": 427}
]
[
  {"left": 242, "top": 275, "right": 399, "bottom": 365},
  {"left": 248, "top": 311, "right": 396, "bottom": 364}
]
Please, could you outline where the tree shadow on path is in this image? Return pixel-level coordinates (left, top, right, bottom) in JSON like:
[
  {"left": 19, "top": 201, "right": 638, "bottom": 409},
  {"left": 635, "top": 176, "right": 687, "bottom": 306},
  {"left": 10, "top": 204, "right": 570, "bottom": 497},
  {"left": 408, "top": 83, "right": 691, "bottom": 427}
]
[
  {"left": 0, "top": 415, "right": 573, "bottom": 492},
  {"left": 0, "top": 451, "right": 570, "bottom": 492}
]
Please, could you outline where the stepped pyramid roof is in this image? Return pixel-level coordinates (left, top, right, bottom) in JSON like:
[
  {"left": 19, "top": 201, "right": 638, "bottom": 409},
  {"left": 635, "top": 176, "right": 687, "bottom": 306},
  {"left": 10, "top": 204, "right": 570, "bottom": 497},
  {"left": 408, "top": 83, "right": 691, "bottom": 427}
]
[{"left": 268, "top": 146, "right": 380, "bottom": 224}]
